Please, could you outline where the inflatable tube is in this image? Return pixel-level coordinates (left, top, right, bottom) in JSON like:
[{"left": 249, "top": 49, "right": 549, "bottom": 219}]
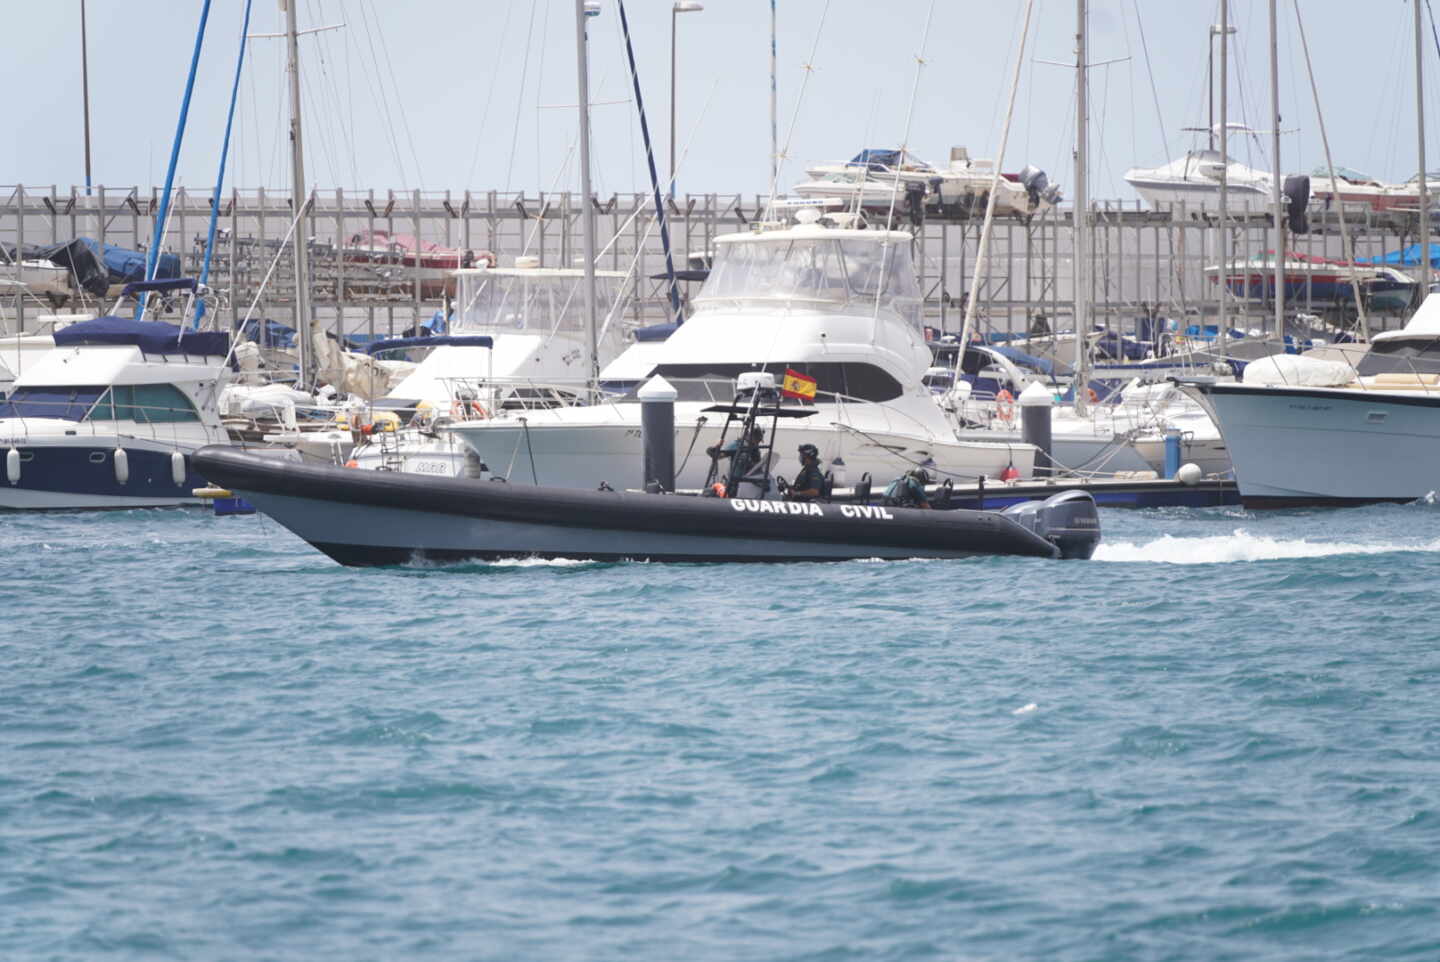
[{"left": 194, "top": 446, "right": 1100, "bottom": 566}]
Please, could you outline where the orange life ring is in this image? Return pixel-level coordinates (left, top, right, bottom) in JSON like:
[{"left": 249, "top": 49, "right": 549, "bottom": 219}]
[
  {"left": 1087, "top": 387, "right": 1099, "bottom": 404},
  {"left": 996, "top": 388, "right": 1015, "bottom": 421},
  {"left": 469, "top": 401, "right": 488, "bottom": 419}
]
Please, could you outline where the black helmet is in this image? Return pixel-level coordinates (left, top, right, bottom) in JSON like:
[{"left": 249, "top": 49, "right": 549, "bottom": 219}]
[
  {"left": 907, "top": 467, "right": 931, "bottom": 485},
  {"left": 747, "top": 426, "right": 765, "bottom": 440},
  {"left": 798, "top": 443, "right": 819, "bottom": 460}
]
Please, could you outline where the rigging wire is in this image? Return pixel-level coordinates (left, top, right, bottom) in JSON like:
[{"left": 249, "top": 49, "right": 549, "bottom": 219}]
[
  {"left": 463, "top": 3, "right": 517, "bottom": 186},
  {"left": 765, "top": 0, "right": 834, "bottom": 222},
  {"left": 361, "top": 0, "right": 426, "bottom": 187},
  {"left": 1129, "top": 0, "right": 1169, "bottom": 162},
  {"left": 505, "top": 1, "right": 542, "bottom": 193},
  {"left": 353, "top": 0, "right": 410, "bottom": 184}
]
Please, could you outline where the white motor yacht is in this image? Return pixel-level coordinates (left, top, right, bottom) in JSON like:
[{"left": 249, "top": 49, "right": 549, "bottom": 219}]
[
  {"left": 1124, "top": 145, "right": 1272, "bottom": 212},
  {"left": 446, "top": 219, "right": 1034, "bottom": 490},
  {"left": 0, "top": 317, "right": 230, "bottom": 509},
  {"left": 1191, "top": 292, "right": 1440, "bottom": 507},
  {"left": 347, "top": 261, "right": 633, "bottom": 475}
]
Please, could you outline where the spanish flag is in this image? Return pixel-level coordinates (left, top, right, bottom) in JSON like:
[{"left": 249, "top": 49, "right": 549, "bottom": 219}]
[{"left": 781, "top": 368, "right": 818, "bottom": 400}]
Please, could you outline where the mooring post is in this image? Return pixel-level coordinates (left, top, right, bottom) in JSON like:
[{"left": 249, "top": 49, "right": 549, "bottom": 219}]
[{"left": 638, "top": 374, "right": 677, "bottom": 493}]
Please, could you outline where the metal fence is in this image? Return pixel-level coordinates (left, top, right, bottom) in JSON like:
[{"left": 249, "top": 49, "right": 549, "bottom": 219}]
[{"left": 3, "top": 183, "right": 1432, "bottom": 340}]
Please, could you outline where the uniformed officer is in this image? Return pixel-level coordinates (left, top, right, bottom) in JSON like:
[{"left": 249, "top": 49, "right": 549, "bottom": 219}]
[
  {"left": 708, "top": 426, "right": 765, "bottom": 479},
  {"left": 881, "top": 467, "right": 933, "bottom": 509},
  {"left": 787, "top": 443, "right": 826, "bottom": 501}
]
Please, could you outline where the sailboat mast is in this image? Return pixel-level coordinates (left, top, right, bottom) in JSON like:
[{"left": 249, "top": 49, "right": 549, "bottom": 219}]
[
  {"left": 1217, "top": 0, "right": 1229, "bottom": 354},
  {"left": 1417, "top": 0, "right": 1430, "bottom": 295},
  {"left": 770, "top": 0, "right": 778, "bottom": 189},
  {"left": 80, "top": 0, "right": 93, "bottom": 196},
  {"left": 1269, "top": 0, "right": 1283, "bottom": 342},
  {"left": 1073, "top": 0, "right": 1089, "bottom": 416},
  {"left": 576, "top": 0, "right": 599, "bottom": 389},
  {"left": 284, "top": 0, "right": 313, "bottom": 389}
]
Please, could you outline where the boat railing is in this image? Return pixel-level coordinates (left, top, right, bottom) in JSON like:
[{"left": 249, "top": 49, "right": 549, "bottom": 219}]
[
  {"left": 823, "top": 388, "right": 946, "bottom": 442},
  {"left": 434, "top": 375, "right": 622, "bottom": 421}
]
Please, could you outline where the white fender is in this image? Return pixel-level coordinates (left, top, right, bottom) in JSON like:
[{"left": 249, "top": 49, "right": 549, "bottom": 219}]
[
  {"left": 170, "top": 451, "right": 187, "bottom": 487},
  {"left": 5, "top": 447, "right": 19, "bottom": 484},
  {"left": 113, "top": 447, "right": 129, "bottom": 485}
]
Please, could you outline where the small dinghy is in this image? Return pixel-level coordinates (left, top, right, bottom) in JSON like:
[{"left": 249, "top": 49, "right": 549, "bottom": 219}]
[{"left": 192, "top": 446, "right": 1100, "bottom": 566}]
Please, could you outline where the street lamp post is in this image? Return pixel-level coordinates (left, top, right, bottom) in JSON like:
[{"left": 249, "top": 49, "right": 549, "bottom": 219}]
[{"left": 670, "top": 1, "right": 703, "bottom": 200}]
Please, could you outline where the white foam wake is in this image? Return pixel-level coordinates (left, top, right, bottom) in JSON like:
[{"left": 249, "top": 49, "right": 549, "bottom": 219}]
[
  {"left": 485, "top": 556, "right": 600, "bottom": 568},
  {"left": 1094, "top": 529, "right": 1440, "bottom": 564}
]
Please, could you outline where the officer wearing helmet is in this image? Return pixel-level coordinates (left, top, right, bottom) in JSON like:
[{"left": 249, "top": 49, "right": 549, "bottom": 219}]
[
  {"left": 707, "top": 425, "right": 765, "bottom": 479},
  {"left": 881, "top": 467, "right": 933, "bottom": 509},
  {"left": 786, "top": 443, "right": 826, "bottom": 501}
]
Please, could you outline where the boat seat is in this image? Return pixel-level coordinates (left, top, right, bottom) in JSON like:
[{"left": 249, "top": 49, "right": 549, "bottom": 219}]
[{"left": 1372, "top": 372, "right": 1440, "bottom": 386}]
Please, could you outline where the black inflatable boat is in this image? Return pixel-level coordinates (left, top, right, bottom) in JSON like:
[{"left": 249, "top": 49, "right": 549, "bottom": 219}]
[{"left": 193, "top": 446, "right": 1100, "bottom": 566}]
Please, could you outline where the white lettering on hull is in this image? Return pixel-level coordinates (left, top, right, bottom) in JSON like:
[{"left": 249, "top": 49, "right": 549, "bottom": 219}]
[
  {"left": 728, "top": 499, "right": 826, "bottom": 517},
  {"left": 839, "top": 504, "right": 895, "bottom": 520},
  {"left": 726, "top": 499, "right": 895, "bottom": 519}
]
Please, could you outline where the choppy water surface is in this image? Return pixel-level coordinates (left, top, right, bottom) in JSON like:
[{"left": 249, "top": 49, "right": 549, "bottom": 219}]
[{"left": 3, "top": 503, "right": 1439, "bottom": 960}]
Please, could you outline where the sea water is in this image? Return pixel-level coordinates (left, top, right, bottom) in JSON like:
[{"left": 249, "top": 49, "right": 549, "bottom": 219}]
[{"left": 3, "top": 503, "right": 1439, "bottom": 960}]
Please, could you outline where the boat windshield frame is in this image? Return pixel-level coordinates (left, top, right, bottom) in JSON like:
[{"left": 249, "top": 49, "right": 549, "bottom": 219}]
[
  {"left": 453, "top": 270, "right": 627, "bottom": 335},
  {"left": 694, "top": 233, "right": 923, "bottom": 333}
]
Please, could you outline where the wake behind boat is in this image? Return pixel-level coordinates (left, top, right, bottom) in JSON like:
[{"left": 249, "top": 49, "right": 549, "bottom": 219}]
[{"left": 191, "top": 446, "right": 1100, "bottom": 565}]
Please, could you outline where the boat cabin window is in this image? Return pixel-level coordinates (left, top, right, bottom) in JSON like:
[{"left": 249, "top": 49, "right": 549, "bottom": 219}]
[
  {"left": 1355, "top": 336, "right": 1440, "bottom": 377},
  {"left": 696, "top": 236, "right": 923, "bottom": 332},
  {"left": 0, "top": 386, "right": 106, "bottom": 421},
  {"left": 454, "top": 272, "right": 624, "bottom": 333},
  {"left": 85, "top": 384, "right": 201, "bottom": 423},
  {"left": 654, "top": 362, "right": 904, "bottom": 403}
]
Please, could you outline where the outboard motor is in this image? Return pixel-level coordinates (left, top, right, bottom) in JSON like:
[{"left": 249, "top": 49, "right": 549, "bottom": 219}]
[
  {"left": 1019, "top": 165, "right": 1049, "bottom": 209},
  {"left": 1284, "top": 174, "right": 1310, "bottom": 234},
  {"left": 1001, "top": 489, "right": 1101, "bottom": 560}
]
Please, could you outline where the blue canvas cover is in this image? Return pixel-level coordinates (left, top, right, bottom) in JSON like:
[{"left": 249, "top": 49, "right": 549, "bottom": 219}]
[
  {"left": 236, "top": 318, "right": 296, "bottom": 349},
  {"left": 363, "top": 335, "right": 494, "bottom": 355},
  {"left": 80, "top": 238, "right": 181, "bottom": 284},
  {"left": 1356, "top": 243, "right": 1440, "bottom": 268},
  {"left": 990, "top": 345, "right": 1070, "bottom": 378},
  {"left": 53, "top": 316, "right": 229, "bottom": 357},
  {"left": 847, "top": 149, "right": 902, "bottom": 172},
  {"left": 633, "top": 322, "right": 678, "bottom": 342}
]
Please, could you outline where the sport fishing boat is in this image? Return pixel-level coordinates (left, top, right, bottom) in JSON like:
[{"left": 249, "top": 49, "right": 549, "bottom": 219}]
[
  {"left": 191, "top": 444, "right": 1101, "bottom": 564},
  {"left": 0, "top": 316, "right": 229, "bottom": 509},
  {"left": 1190, "top": 292, "right": 1440, "bottom": 507},
  {"left": 1124, "top": 144, "right": 1272, "bottom": 212},
  {"left": 445, "top": 218, "right": 1036, "bottom": 490}
]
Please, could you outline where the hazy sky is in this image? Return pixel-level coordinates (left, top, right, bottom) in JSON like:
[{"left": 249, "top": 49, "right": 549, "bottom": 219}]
[{"left": 4, "top": 1, "right": 1437, "bottom": 201}]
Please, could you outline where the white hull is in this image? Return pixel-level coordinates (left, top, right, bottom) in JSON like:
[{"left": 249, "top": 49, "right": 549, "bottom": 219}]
[
  {"left": 1128, "top": 181, "right": 1271, "bottom": 212},
  {"left": 451, "top": 410, "right": 1032, "bottom": 490},
  {"left": 1203, "top": 383, "right": 1440, "bottom": 506}
]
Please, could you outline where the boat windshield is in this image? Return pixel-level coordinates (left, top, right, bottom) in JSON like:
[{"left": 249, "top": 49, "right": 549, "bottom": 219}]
[
  {"left": 696, "top": 236, "right": 923, "bottom": 332},
  {"left": 0, "top": 386, "right": 106, "bottom": 421},
  {"left": 1355, "top": 336, "right": 1440, "bottom": 376},
  {"left": 453, "top": 272, "right": 624, "bottom": 333},
  {"left": 1312, "top": 166, "right": 1378, "bottom": 184}
]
